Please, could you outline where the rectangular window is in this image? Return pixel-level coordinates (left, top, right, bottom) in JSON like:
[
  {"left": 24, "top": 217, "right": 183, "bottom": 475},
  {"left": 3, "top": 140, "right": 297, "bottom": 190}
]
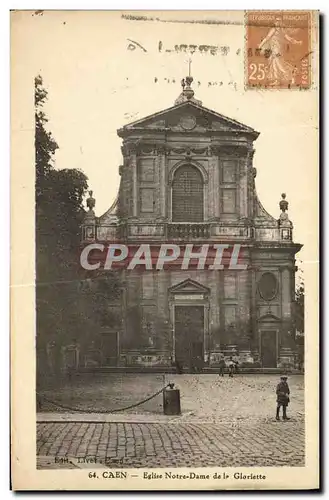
[
  {"left": 140, "top": 188, "right": 154, "bottom": 213},
  {"left": 222, "top": 189, "right": 236, "bottom": 213},
  {"left": 224, "top": 273, "right": 237, "bottom": 299},
  {"left": 222, "top": 160, "right": 237, "bottom": 183},
  {"left": 138, "top": 159, "right": 155, "bottom": 182}
]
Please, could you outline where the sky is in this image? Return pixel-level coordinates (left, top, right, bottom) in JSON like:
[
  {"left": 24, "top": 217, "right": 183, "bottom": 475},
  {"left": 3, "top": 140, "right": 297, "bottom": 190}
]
[{"left": 12, "top": 10, "right": 318, "bottom": 279}]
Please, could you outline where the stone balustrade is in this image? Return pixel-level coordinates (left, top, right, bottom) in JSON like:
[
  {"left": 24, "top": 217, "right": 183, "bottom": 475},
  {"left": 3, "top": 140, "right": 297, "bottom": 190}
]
[{"left": 168, "top": 223, "right": 210, "bottom": 240}]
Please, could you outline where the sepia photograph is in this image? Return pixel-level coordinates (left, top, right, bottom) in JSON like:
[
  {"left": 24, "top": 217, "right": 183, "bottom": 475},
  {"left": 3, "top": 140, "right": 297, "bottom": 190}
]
[{"left": 11, "top": 9, "right": 319, "bottom": 490}]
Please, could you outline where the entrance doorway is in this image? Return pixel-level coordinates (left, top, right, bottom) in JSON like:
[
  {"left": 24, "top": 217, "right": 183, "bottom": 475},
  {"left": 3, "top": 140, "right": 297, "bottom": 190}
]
[
  {"left": 175, "top": 306, "right": 204, "bottom": 372},
  {"left": 260, "top": 330, "right": 278, "bottom": 367}
]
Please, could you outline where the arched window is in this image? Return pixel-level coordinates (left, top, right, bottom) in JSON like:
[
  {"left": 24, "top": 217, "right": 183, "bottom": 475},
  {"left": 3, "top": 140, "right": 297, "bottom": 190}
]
[{"left": 172, "top": 165, "right": 204, "bottom": 222}]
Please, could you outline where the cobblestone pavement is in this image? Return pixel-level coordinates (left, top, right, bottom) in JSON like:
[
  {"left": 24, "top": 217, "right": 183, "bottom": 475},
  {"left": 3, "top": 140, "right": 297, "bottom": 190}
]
[
  {"left": 37, "top": 374, "right": 304, "bottom": 469},
  {"left": 37, "top": 420, "right": 305, "bottom": 469},
  {"left": 38, "top": 373, "right": 304, "bottom": 421}
]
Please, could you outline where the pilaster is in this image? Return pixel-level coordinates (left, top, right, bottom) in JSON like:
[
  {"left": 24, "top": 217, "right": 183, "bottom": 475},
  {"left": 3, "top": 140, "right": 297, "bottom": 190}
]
[
  {"left": 157, "top": 145, "right": 167, "bottom": 219},
  {"left": 130, "top": 145, "right": 138, "bottom": 218},
  {"left": 209, "top": 145, "right": 220, "bottom": 220},
  {"left": 281, "top": 266, "right": 292, "bottom": 319}
]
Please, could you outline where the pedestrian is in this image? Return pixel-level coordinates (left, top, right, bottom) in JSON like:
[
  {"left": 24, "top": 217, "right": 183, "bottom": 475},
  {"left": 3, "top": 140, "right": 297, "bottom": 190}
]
[
  {"left": 196, "top": 355, "right": 203, "bottom": 373},
  {"left": 175, "top": 359, "right": 183, "bottom": 374},
  {"left": 228, "top": 357, "right": 234, "bottom": 378},
  {"left": 233, "top": 354, "right": 239, "bottom": 374},
  {"left": 218, "top": 357, "right": 226, "bottom": 377},
  {"left": 276, "top": 375, "right": 290, "bottom": 421}
]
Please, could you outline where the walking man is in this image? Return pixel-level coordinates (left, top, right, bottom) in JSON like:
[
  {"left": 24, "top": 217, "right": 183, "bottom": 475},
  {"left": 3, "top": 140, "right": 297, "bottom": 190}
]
[
  {"left": 219, "top": 356, "right": 226, "bottom": 377},
  {"left": 276, "top": 375, "right": 290, "bottom": 420},
  {"left": 228, "top": 357, "right": 234, "bottom": 378}
]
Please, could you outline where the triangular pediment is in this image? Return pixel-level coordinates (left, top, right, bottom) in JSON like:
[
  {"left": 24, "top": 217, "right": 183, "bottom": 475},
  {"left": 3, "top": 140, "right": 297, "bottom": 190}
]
[
  {"left": 169, "top": 278, "right": 210, "bottom": 294},
  {"left": 258, "top": 313, "right": 281, "bottom": 322},
  {"left": 118, "top": 101, "right": 259, "bottom": 139}
]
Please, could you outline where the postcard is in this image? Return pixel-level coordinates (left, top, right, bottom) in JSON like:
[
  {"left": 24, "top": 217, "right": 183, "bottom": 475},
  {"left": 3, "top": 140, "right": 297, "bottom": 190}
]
[{"left": 11, "top": 10, "right": 319, "bottom": 490}]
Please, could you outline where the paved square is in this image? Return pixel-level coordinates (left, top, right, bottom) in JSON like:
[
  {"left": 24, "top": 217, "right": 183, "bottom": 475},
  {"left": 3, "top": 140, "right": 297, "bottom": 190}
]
[{"left": 37, "top": 374, "right": 304, "bottom": 468}]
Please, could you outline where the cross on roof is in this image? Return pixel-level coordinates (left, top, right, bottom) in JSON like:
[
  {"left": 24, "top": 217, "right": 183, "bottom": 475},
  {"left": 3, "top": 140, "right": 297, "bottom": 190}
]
[{"left": 187, "top": 57, "right": 192, "bottom": 77}]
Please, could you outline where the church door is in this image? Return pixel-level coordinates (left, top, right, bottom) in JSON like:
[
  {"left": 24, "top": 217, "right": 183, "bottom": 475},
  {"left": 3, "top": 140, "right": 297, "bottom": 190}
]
[
  {"left": 175, "top": 306, "right": 204, "bottom": 372},
  {"left": 260, "top": 330, "right": 278, "bottom": 367}
]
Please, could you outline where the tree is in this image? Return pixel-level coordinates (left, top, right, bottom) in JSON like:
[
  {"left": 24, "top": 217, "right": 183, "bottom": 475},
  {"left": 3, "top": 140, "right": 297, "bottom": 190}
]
[
  {"left": 35, "top": 76, "right": 88, "bottom": 375},
  {"left": 295, "top": 282, "right": 305, "bottom": 334},
  {"left": 35, "top": 76, "right": 123, "bottom": 380},
  {"left": 35, "top": 75, "right": 59, "bottom": 199},
  {"left": 293, "top": 281, "right": 305, "bottom": 369}
]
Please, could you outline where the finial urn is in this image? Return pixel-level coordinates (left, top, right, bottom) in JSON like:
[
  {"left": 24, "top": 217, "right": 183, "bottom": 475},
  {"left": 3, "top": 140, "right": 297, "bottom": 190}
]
[
  {"left": 86, "top": 190, "right": 96, "bottom": 211},
  {"left": 279, "top": 193, "right": 288, "bottom": 213}
]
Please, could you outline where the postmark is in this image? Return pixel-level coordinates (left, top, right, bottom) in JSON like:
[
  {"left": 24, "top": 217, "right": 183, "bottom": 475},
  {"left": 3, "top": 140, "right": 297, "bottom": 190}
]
[{"left": 245, "top": 11, "right": 312, "bottom": 89}]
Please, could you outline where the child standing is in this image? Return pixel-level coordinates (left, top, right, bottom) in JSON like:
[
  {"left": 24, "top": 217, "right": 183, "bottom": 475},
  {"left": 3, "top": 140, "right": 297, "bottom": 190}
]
[
  {"left": 218, "top": 357, "right": 226, "bottom": 377},
  {"left": 228, "top": 357, "right": 234, "bottom": 378},
  {"left": 276, "top": 375, "right": 290, "bottom": 420}
]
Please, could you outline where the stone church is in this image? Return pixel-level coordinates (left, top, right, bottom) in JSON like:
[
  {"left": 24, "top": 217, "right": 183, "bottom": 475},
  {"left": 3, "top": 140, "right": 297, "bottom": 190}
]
[{"left": 82, "top": 76, "right": 302, "bottom": 371}]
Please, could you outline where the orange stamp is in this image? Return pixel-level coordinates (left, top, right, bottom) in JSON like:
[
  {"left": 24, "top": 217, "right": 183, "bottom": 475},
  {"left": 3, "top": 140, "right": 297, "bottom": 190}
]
[{"left": 246, "top": 11, "right": 312, "bottom": 89}]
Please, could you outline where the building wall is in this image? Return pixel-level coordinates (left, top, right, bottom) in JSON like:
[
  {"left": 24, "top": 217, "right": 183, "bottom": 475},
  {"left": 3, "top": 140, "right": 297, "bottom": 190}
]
[
  {"left": 81, "top": 103, "right": 301, "bottom": 370},
  {"left": 117, "top": 260, "right": 296, "bottom": 369},
  {"left": 121, "top": 142, "right": 251, "bottom": 224}
]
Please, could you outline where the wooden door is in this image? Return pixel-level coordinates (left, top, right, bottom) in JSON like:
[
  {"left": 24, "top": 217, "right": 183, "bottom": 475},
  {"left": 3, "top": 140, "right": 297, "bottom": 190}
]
[
  {"left": 175, "top": 306, "right": 204, "bottom": 371},
  {"left": 261, "top": 330, "right": 277, "bottom": 367}
]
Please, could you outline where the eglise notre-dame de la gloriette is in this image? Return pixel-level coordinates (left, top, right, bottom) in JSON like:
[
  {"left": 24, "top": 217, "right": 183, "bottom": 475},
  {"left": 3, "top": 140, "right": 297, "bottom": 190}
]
[{"left": 81, "top": 75, "right": 302, "bottom": 371}]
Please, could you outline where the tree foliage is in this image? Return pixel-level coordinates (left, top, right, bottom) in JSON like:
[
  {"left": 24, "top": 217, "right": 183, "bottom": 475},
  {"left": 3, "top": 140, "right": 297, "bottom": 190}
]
[
  {"left": 294, "top": 282, "right": 305, "bottom": 335},
  {"left": 35, "top": 75, "right": 59, "bottom": 197},
  {"left": 35, "top": 76, "right": 121, "bottom": 377}
]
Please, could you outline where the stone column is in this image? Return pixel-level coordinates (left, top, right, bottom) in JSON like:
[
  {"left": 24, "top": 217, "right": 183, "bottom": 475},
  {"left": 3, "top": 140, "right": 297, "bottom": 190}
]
[
  {"left": 169, "top": 296, "right": 175, "bottom": 360},
  {"left": 247, "top": 148, "right": 256, "bottom": 219},
  {"left": 204, "top": 302, "right": 210, "bottom": 361},
  {"left": 281, "top": 266, "right": 292, "bottom": 319},
  {"left": 118, "top": 269, "right": 127, "bottom": 366},
  {"left": 157, "top": 145, "right": 167, "bottom": 219},
  {"left": 157, "top": 270, "right": 170, "bottom": 361},
  {"left": 130, "top": 144, "right": 138, "bottom": 217},
  {"left": 209, "top": 146, "right": 220, "bottom": 219},
  {"left": 279, "top": 266, "right": 295, "bottom": 362},
  {"left": 239, "top": 154, "right": 249, "bottom": 219},
  {"left": 209, "top": 270, "right": 220, "bottom": 351},
  {"left": 250, "top": 265, "right": 258, "bottom": 357}
]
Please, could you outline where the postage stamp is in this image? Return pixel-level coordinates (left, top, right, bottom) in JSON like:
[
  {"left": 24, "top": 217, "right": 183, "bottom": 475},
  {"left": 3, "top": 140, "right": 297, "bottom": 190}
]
[{"left": 245, "top": 11, "right": 312, "bottom": 89}]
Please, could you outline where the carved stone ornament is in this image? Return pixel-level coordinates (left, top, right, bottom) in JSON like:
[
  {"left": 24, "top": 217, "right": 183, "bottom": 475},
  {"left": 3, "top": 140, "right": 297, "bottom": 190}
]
[
  {"left": 190, "top": 147, "right": 208, "bottom": 155},
  {"left": 156, "top": 144, "right": 168, "bottom": 155},
  {"left": 179, "top": 114, "right": 197, "bottom": 130},
  {"left": 208, "top": 145, "right": 221, "bottom": 156},
  {"left": 171, "top": 147, "right": 185, "bottom": 155},
  {"left": 279, "top": 193, "right": 289, "bottom": 212},
  {"left": 258, "top": 272, "right": 278, "bottom": 301},
  {"left": 122, "top": 142, "right": 138, "bottom": 156},
  {"left": 248, "top": 148, "right": 256, "bottom": 160},
  {"left": 139, "top": 144, "right": 154, "bottom": 155},
  {"left": 278, "top": 193, "right": 292, "bottom": 228}
]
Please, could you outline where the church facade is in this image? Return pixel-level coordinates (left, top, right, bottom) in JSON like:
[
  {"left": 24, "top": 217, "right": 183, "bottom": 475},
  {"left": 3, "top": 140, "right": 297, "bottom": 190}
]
[{"left": 81, "top": 77, "right": 302, "bottom": 371}]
